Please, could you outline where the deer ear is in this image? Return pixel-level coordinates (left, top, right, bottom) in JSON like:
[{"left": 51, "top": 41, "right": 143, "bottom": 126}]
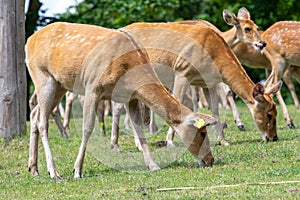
[
  {"left": 252, "top": 83, "right": 265, "bottom": 102},
  {"left": 223, "top": 10, "right": 239, "bottom": 26},
  {"left": 265, "top": 80, "right": 282, "bottom": 95},
  {"left": 186, "top": 113, "right": 217, "bottom": 129},
  {"left": 237, "top": 7, "right": 250, "bottom": 19}
]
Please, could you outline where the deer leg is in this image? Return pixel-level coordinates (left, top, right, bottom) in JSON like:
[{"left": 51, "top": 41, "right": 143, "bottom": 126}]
[
  {"left": 192, "top": 86, "right": 201, "bottom": 110},
  {"left": 36, "top": 80, "right": 66, "bottom": 178},
  {"left": 199, "top": 87, "right": 209, "bottom": 108},
  {"left": 28, "top": 105, "right": 40, "bottom": 176},
  {"left": 283, "top": 68, "right": 300, "bottom": 109},
  {"left": 29, "top": 91, "right": 38, "bottom": 111},
  {"left": 73, "top": 93, "right": 97, "bottom": 178},
  {"left": 63, "top": 92, "right": 77, "bottom": 133},
  {"left": 222, "top": 83, "right": 245, "bottom": 131},
  {"left": 126, "top": 100, "right": 160, "bottom": 171},
  {"left": 227, "top": 93, "right": 245, "bottom": 131},
  {"left": 217, "top": 83, "right": 230, "bottom": 110},
  {"left": 149, "top": 110, "right": 158, "bottom": 135},
  {"left": 265, "top": 59, "right": 294, "bottom": 128},
  {"left": 124, "top": 105, "right": 143, "bottom": 151},
  {"left": 52, "top": 106, "right": 68, "bottom": 139},
  {"left": 28, "top": 91, "right": 42, "bottom": 174},
  {"left": 204, "top": 87, "right": 229, "bottom": 146},
  {"left": 110, "top": 101, "right": 124, "bottom": 151},
  {"left": 104, "top": 100, "right": 111, "bottom": 116},
  {"left": 165, "top": 75, "right": 188, "bottom": 147},
  {"left": 166, "top": 127, "right": 176, "bottom": 148},
  {"left": 123, "top": 109, "right": 131, "bottom": 130},
  {"left": 96, "top": 101, "right": 106, "bottom": 137},
  {"left": 276, "top": 90, "right": 294, "bottom": 129},
  {"left": 58, "top": 102, "right": 65, "bottom": 118}
]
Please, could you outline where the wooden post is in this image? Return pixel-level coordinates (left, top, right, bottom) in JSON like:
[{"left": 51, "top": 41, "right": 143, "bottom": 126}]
[{"left": 0, "top": 0, "right": 27, "bottom": 140}]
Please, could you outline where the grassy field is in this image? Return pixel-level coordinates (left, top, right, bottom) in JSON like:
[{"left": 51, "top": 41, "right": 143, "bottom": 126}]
[{"left": 0, "top": 104, "right": 299, "bottom": 199}]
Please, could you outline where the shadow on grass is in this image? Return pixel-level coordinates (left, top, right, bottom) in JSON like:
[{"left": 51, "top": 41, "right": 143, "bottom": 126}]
[
  {"left": 227, "top": 133, "right": 299, "bottom": 146},
  {"left": 228, "top": 138, "right": 263, "bottom": 146}
]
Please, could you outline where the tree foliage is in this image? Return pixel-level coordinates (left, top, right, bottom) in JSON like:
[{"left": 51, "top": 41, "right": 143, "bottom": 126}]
[{"left": 58, "top": 0, "right": 300, "bottom": 30}]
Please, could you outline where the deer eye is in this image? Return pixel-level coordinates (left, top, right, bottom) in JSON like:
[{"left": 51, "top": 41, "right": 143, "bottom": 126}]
[
  {"left": 244, "top": 27, "right": 251, "bottom": 33},
  {"left": 267, "top": 114, "right": 272, "bottom": 120}
]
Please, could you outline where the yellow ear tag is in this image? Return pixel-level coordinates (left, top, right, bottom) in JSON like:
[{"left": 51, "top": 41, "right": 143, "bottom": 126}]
[{"left": 196, "top": 118, "right": 206, "bottom": 129}]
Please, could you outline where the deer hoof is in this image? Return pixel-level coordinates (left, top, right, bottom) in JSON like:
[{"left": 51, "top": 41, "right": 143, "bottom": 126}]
[
  {"left": 287, "top": 123, "right": 295, "bottom": 129},
  {"left": 166, "top": 141, "right": 175, "bottom": 148},
  {"left": 219, "top": 139, "right": 230, "bottom": 146},
  {"left": 110, "top": 144, "right": 121, "bottom": 152},
  {"left": 49, "top": 171, "right": 61, "bottom": 179},
  {"left": 73, "top": 168, "right": 83, "bottom": 179},
  {"left": 238, "top": 125, "right": 246, "bottom": 131},
  {"left": 28, "top": 167, "right": 39, "bottom": 176},
  {"left": 148, "top": 163, "right": 160, "bottom": 171}
]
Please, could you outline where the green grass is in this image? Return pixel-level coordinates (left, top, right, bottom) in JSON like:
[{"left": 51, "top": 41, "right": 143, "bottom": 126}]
[{"left": 0, "top": 105, "right": 299, "bottom": 199}]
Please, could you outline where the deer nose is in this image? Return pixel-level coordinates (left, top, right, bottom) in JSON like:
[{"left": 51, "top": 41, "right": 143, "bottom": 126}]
[
  {"left": 261, "top": 41, "right": 267, "bottom": 47},
  {"left": 273, "top": 135, "right": 278, "bottom": 141},
  {"left": 255, "top": 41, "right": 267, "bottom": 49},
  {"left": 266, "top": 134, "right": 278, "bottom": 142}
]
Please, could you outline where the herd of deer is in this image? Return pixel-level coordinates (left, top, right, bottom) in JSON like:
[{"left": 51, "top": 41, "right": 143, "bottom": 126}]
[{"left": 25, "top": 7, "right": 299, "bottom": 178}]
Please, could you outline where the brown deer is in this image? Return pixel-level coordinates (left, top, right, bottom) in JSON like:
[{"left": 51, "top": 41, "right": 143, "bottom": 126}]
[
  {"left": 25, "top": 22, "right": 217, "bottom": 178},
  {"left": 233, "top": 25, "right": 300, "bottom": 128},
  {"left": 176, "top": 7, "right": 266, "bottom": 133},
  {"left": 112, "top": 22, "right": 281, "bottom": 150},
  {"left": 111, "top": 7, "right": 267, "bottom": 149}
]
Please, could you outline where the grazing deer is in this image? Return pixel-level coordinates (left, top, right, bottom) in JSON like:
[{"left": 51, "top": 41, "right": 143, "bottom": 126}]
[
  {"left": 233, "top": 25, "right": 300, "bottom": 128},
  {"left": 25, "top": 22, "right": 217, "bottom": 178},
  {"left": 111, "top": 7, "right": 266, "bottom": 149},
  {"left": 179, "top": 7, "right": 267, "bottom": 130},
  {"left": 115, "top": 22, "right": 281, "bottom": 149}
]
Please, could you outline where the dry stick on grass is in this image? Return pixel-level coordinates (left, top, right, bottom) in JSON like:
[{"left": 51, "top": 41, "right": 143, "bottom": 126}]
[{"left": 156, "top": 180, "right": 300, "bottom": 192}]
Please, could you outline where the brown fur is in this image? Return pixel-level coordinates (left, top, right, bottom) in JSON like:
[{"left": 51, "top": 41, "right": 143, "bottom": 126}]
[
  {"left": 25, "top": 22, "right": 217, "bottom": 178},
  {"left": 123, "top": 22, "right": 281, "bottom": 143}
]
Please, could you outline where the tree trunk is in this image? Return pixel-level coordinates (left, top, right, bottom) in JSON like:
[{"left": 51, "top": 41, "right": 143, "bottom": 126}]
[{"left": 0, "top": 0, "right": 27, "bottom": 141}]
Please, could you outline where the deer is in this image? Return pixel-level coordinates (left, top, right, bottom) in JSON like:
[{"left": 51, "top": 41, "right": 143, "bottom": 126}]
[
  {"left": 108, "top": 21, "right": 282, "bottom": 154},
  {"left": 175, "top": 7, "right": 266, "bottom": 133},
  {"left": 25, "top": 22, "right": 218, "bottom": 179},
  {"left": 233, "top": 24, "right": 300, "bottom": 128},
  {"left": 111, "top": 7, "right": 267, "bottom": 150},
  {"left": 163, "top": 7, "right": 268, "bottom": 146},
  {"left": 38, "top": 7, "right": 264, "bottom": 145}
]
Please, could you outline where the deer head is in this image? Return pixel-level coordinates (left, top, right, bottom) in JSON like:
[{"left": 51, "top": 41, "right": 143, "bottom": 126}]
[
  {"left": 223, "top": 7, "right": 266, "bottom": 50},
  {"left": 176, "top": 113, "right": 217, "bottom": 167},
  {"left": 251, "top": 81, "right": 282, "bottom": 141}
]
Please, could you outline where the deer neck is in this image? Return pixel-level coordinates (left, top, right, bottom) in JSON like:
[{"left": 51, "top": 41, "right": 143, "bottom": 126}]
[
  {"left": 221, "top": 27, "right": 239, "bottom": 48},
  {"left": 215, "top": 56, "right": 256, "bottom": 106},
  {"left": 135, "top": 83, "right": 191, "bottom": 129}
]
